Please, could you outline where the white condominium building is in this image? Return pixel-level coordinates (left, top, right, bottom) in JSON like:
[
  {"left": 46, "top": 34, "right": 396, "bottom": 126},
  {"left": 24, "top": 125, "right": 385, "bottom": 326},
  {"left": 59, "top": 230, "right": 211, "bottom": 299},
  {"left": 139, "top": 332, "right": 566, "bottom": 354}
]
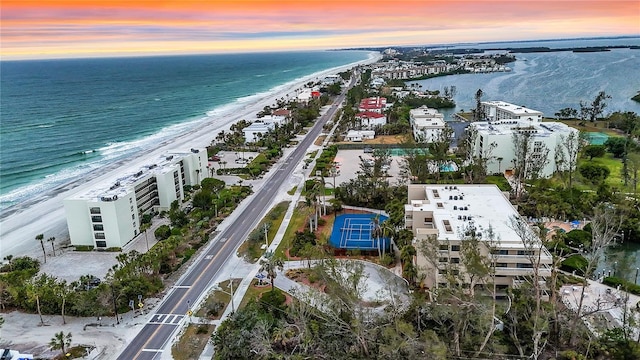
[
  {"left": 64, "top": 148, "right": 208, "bottom": 249},
  {"left": 469, "top": 119, "right": 578, "bottom": 177},
  {"left": 409, "top": 106, "right": 446, "bottom": 142},
  {"left": 481, "top": 101, "right": 543, "bottom": 122},
  {"left": 405, "top": 184, "right": 552, "bottom": 297}
]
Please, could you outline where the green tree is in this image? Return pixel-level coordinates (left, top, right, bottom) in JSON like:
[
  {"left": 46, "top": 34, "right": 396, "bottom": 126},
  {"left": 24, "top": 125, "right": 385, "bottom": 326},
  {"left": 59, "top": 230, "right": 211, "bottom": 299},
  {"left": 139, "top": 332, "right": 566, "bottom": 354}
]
[
  {"left": 259, "top": 251, "right": 284, "bottom": 290},
  {"left": 605, "top": 137, "right": 628, "bottom": 158},
  {"left": 474, "top": 88, "right": 484, "bottom": 121},
  {"left": 49, "top": 331, "right": 72, "bottom": 356},
  {"left": 3, "top": 255, "right": 13, "bottom": 271},
  {"left": 35, "top": 233, "right": 46, "bottom": 264},
  {"left": 555, "top": 107, "right": 578, "bottom": 119},
  {"left": 56, "top": 279, "right": 73, "bottom": 324},
  {"left": 579, "top": 163, "right": 610, "bottom": 184},
  {"left": 154, "top": 225, "right": 171, "bottom": 241},
  {"left": 584, "top": 145, "right": 606, "bottom": 160},
  {"left": 192, "top": 190, "right": 213, "bottom": 211}
]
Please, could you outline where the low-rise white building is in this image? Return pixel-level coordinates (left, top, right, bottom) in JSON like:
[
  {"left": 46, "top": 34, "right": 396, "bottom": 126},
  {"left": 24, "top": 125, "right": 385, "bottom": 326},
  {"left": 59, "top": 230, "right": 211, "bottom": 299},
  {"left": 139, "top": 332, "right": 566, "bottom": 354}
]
[
  {"left": 481, "top": 101, "right": 543, "bottom": 122},
  {"left": 355, "top": 111, "right": 387, "bottom": 129},
  {"left": 405, "top": 184, "right": 552, "bottom": 296},
  {"left": 345, "top": 130, "right": 375, "bottom": 142},
  {"left": 243, "top": 121, "right": 275, "bottom": 143},
  {"left": 321, "top": 74, "right": 342, "bottom": 85},
  {"left": 469, "top": 119, "right": 579, "bottom": 177},
  {"left": 64, "top": 149, "right": 208, "bottom": 249},
  {"left": 409, "top": 106, "right": 446, "bottom": 142}
]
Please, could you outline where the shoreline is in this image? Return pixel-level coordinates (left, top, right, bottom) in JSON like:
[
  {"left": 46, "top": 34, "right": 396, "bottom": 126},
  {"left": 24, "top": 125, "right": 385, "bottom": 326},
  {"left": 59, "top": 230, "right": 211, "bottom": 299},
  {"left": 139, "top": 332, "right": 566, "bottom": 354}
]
[{"left": 0, "top": 51, "right": 382, "bottom": 259}]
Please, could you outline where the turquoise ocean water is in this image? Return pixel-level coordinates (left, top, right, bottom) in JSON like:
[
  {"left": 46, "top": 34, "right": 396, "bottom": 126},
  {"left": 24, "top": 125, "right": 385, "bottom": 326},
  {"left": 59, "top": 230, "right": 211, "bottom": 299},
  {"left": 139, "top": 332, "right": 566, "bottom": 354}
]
[
  {"left": 0, "top": 51, "right": 370, "bottom": 210},
  {"left": 1, "top": 38, "right": 640, "bottom": 213}
]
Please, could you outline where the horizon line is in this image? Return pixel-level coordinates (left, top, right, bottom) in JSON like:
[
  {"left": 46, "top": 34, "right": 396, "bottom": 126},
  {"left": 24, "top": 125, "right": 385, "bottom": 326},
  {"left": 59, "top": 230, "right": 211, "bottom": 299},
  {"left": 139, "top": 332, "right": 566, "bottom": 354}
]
[{"left": 2, "top": 34, "right": 639, "bottom": 62}]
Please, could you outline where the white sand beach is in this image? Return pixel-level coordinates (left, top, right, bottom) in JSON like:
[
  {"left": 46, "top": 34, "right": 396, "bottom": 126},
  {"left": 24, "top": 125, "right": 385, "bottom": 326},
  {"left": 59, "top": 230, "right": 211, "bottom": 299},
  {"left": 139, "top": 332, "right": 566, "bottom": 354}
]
[{"left": 0, "top": 52, "right": 381, "bottom": 262}]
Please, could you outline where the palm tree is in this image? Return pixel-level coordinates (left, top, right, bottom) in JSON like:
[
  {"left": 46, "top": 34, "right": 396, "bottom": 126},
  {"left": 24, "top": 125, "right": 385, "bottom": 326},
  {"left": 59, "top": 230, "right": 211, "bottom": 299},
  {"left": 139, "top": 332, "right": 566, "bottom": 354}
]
[
  {"left": 36, "top": 234, "right": 46, "bottom": 263},
  {"left": 57, "top": 280, "right": 72, "bottom": 324},
  {"left": 49, "top": 331, "right": 72, "bottom": 356},
  {"left": 259, "top": 252, "right": 284, "bottom": 290},
  {"left": 26, "top": 278, "right": 44, "bottom": 325},
  {"left": 47, "top": 236, "right": 56, "bottom": 257},
  {"left": 3, "top": 255, "right": 13, "bottom": 271},
  {"left": 140, "top": 222, "right": 151, "bottom": 252},
  {"left": 496, "top": 157, "right": 504, "bottom": 173}
]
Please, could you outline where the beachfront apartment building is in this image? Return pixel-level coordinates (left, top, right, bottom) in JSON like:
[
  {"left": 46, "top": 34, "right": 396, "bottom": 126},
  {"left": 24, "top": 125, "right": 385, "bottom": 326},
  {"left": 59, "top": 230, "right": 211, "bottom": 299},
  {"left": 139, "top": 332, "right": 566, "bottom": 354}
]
[
  {"left": 469, "top": 117, "right": 579, "bottom": 178},
  {"left": 409, "top": 106, "right": 446, "bottom": 142},
  {"left": 481, "top": 101, "right": 543, "bottom": 122},
  {"left": 64, "top": 148, "right": 207, "bottom": 249},
  {"left": 405, "top": 184, "right": 552, "bottom": 297}
]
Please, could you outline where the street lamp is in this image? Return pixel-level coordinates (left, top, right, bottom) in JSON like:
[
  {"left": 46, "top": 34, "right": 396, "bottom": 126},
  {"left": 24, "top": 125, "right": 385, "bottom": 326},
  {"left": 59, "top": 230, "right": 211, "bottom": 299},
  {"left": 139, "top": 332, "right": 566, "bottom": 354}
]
[
  {"left": 215, "top": 280, "right": 235, "bottom": 313},
  {"left": 635, "top": 268, "right": 639, "bottom": 285}
]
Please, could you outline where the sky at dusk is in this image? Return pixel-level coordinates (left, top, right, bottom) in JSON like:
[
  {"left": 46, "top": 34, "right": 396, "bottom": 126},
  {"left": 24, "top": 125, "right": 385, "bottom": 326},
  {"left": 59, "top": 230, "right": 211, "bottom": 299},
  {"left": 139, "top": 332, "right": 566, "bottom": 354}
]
[{"left": 2, "top": 0, "right": 639, "bottom": 59}]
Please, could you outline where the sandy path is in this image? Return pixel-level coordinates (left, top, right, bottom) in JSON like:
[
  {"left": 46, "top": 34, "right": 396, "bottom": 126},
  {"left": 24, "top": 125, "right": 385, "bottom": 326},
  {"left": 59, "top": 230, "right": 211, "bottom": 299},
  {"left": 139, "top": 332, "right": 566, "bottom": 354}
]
[{"left": 0, "top": 52, "right": 381, "bottom": 262}]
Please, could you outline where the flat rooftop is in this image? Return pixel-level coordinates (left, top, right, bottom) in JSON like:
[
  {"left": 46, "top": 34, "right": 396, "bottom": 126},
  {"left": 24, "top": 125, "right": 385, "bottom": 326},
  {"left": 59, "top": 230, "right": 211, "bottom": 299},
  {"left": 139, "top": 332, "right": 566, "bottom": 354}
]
[
  {"left": 406, "top": 184, "right": 536, "bottom": 247},
  {"left": 67, "top": 149, "right": 201, "bottom": 202},
  {"left": 472, "top": 119, "right": 573, "bottom": 137},
  {"left": 483, "top": 101, "right": 543, "bottom": 116}
]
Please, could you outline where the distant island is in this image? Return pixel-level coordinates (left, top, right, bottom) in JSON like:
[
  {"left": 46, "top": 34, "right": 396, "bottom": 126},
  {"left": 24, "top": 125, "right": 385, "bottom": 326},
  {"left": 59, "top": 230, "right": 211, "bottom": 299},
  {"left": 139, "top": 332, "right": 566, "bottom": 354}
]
[
  {"left": 633, "top": 92, "right": 640, "bottom": 103},
  {"left": 502, "top": 45, "right": 638, "bottom": 53}
]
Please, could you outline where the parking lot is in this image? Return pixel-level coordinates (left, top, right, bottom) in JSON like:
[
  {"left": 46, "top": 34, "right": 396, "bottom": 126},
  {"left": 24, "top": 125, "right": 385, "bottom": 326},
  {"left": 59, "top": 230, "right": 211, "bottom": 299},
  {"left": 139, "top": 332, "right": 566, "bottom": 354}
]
[{"left": 327, "top": 149, "right": 405, "bottom": 188}]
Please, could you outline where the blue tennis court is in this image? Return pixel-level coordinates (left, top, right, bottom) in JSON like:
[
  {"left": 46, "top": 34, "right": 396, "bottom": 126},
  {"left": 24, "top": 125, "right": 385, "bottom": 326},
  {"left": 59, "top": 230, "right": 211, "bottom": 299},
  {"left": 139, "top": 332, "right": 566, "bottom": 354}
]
[{"left": 329, "top": 213, "right": 391, "bottom": 250}]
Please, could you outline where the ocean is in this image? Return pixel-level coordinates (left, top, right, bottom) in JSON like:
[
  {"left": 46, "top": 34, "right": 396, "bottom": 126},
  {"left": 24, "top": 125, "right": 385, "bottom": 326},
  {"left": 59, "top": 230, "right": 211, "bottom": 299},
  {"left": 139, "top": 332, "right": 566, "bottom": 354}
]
[
  {"left": 0, "top": 51, "right": 370, "bottom": 211},
  {"left": 1, "top": 37, "right": 640, "bottom": 212}
]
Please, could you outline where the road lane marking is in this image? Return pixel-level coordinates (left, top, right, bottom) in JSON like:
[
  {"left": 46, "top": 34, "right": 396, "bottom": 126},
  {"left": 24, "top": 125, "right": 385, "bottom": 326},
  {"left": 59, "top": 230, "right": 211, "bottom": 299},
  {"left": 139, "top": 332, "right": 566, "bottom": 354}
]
[
  {"left": 141, "top": 349, "right": 163, "bottom": 352},
  {"left": 124, "top": 102, "right": 339, "bottom": 358},
  {"left": 173, "top": 285, "right": 191, "bottom": 289}
]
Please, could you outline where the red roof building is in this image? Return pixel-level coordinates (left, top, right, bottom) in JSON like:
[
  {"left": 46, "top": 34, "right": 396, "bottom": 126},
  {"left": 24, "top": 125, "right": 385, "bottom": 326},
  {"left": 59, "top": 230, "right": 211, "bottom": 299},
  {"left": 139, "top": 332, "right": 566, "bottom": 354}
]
[{"left": 358, "top": 97, "right": 387, "bottom": 114}]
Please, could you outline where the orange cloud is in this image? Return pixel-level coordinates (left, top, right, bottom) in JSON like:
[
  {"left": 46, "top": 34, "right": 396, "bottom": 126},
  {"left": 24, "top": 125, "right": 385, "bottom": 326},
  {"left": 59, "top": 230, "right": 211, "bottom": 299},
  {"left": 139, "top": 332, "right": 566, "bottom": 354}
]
[{"left": 2, "top": 0, "right": 638, "bottom": 59}]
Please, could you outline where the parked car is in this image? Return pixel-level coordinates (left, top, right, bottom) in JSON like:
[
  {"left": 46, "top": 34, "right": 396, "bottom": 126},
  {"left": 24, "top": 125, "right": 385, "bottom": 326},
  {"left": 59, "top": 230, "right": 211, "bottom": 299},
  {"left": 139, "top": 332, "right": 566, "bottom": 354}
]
[{"left": 363, "top": 147, "right": 373, "bottom": 153}]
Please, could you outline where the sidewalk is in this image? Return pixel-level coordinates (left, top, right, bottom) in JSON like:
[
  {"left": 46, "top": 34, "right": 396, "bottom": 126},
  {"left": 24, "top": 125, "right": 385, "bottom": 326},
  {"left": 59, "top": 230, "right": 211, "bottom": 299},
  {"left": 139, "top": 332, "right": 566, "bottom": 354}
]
[{"left": 195, "top": 106, "right": 340, "bottom": 358}]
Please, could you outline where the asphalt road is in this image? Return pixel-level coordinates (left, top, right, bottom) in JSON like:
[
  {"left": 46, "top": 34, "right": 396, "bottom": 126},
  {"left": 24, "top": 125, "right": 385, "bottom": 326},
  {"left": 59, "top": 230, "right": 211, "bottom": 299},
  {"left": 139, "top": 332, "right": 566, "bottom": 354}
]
[{"left": 115, "top": 82, "right": 351, "bottom": 360}]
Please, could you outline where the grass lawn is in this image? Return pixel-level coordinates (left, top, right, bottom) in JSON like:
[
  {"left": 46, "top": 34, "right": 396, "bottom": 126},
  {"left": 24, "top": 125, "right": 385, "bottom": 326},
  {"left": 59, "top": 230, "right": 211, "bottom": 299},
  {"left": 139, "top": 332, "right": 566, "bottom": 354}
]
[
  {"left": 486, "top": 175, "right": 512, "bottom": 191},
  {"left": 171, "top": 324, "right": 215, "bottom": 360},
  {"left": 556, "top": 119, "right": 624, "bottom": 136},
  {"left": 274, "top": 202, "right": 312, "bottom": 259},
  {"left": 316, "top": 213, "right": 336, "bottom": 244},
  {"left": 239, "top": 279, "right": 274, "bottom": 309},
  {"left": 578, "top": 154, "right": 626, "bottom": 189},
  {"left": 195, "top": 278, "right": 241, "bottom": 319},
  {"left": 237, "top": 201, "right": 289, "bottom": 262},
  {"left": 287, "top": 186, "right": 297, "bottom": 195}
]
